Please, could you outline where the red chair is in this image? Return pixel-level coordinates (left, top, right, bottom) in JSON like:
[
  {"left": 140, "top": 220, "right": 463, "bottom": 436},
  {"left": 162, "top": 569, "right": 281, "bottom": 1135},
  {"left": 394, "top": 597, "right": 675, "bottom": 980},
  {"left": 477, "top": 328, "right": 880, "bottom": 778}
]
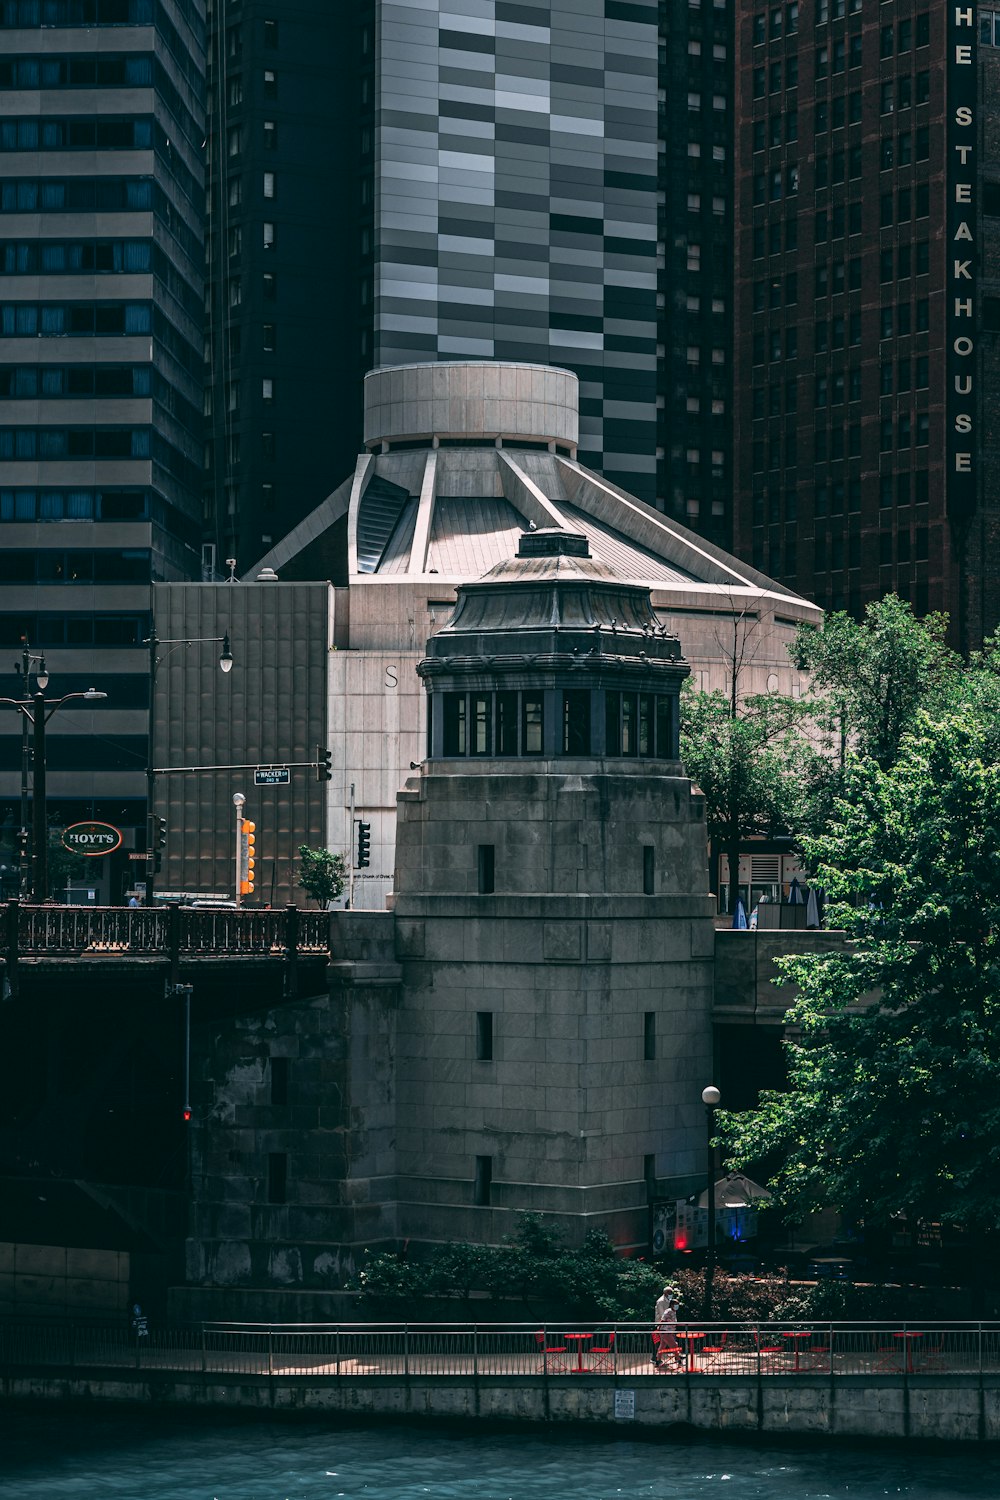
[
  {"left": 701, "top": 1329, "right": 729, "bottom": 1363},
  {"left": 534, "top": 1330, "right": 567, "bottom": 1372},
  {"left": 590, "top": 1331, "right": 616, "bottom": 1371}
]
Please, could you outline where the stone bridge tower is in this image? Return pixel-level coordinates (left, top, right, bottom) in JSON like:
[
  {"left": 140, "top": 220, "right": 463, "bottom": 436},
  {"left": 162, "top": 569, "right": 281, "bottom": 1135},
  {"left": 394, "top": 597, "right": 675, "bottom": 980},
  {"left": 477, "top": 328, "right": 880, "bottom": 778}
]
[{"left": 392, "top": 528, "right": 716, "bottom": 1251}]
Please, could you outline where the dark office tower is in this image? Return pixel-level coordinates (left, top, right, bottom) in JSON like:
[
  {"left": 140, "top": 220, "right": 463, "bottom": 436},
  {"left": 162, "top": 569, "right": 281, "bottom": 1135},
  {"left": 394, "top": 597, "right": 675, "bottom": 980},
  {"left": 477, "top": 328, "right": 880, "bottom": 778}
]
[
  {"left": 369, "top": 0, "right": 660, "bottom": 505},
  {"left": 734, "top": 1, "right": 998, "bottom": 649},
  {"left": 0, "top": 0, "right": 205, "bottom": 901},
  {"left": 658, "top": 0, "right": 734, "bottom": 550},
  {"left": 203, "top": 1, "right": 346, "bottom": 573}
]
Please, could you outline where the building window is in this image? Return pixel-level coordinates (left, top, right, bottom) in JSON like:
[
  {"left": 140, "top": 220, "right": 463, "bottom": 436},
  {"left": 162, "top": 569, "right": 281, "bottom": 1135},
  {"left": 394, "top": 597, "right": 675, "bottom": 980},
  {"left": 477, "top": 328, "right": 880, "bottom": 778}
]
[
  {"left": 477, "top": 845, "right": 495, "bottom": 895},
  {"left": 264, "top": 18, "right": 278, "bottom": 48},
  {"left": 263, "top": 171, "right": 275, "bottom": 199},
  {"left": 473, "top": 1155, "right": 492, "bottom": 1206},
  {"left": 644, "top": 1011, "right": 656, "bottom": 1060},
  {"left": 476, "top": 1011, "right": 493, "bottom": 1061},
  {"left": 643, "top": 846, "right": 655, "bottom": 896},
  {"left": 270, "top": 1056, "right": 288, "bottom": 1106},
  {"left": 262, "top": 377, "right": 273, "bottom": 402},
  {"left": 263, "top": 323, "right": 276, "bottom": 352},
  {"left": 264, "top": 119, "right": 277, "bottom": 149},
  {"left": 264, "top": 68, "right": 277, "bottom": 97},
  {"left": 267, "top": 1152, "right": 287, "bottom": 1204},
  {"left": 562, "top": 690, "right": 590, "bottom": 754},
  {"left": 263, "top": 221, "right": 274, "bottom": 250},
  {"left": 228, "top": 176, "right": 242, "bottom": 207}
]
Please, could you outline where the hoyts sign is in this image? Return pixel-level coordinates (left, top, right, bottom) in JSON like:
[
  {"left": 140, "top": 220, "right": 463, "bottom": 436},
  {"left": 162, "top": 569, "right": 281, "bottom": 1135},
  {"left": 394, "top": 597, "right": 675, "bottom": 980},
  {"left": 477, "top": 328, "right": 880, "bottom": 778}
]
[{"left": 60, "top": 821, "right": 123, "bottom": 856}]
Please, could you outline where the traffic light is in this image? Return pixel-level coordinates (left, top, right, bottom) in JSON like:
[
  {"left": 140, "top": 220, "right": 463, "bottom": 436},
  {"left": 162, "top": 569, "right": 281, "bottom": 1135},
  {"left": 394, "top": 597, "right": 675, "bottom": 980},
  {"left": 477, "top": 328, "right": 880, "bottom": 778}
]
[
  {"left": 316, "top": 744, "right": 332, "bottom": 781},
  {"left": 147, "top": 814, "right": 167, "bottom": 873},
  {"left": 239, "top": 818, "right": 256, "bottom": 895},
  {"left": 356, "top": 820, "right": 371, "bottom": 869}
]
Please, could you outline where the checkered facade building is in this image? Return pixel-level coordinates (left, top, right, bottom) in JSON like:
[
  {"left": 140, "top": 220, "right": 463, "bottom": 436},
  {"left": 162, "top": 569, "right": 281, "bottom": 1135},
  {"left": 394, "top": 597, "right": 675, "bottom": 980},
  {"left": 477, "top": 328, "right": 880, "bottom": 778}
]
[{"left": 373, "top": 0, "right": 660, "bottom": 503}]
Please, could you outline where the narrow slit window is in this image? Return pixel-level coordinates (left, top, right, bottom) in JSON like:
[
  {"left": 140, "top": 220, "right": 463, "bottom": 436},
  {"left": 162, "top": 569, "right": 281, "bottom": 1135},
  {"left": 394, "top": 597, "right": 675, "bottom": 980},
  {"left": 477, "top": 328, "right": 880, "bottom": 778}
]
[
  {"left": 270, "top": 1056, "right": 288, "bottom": 1106},
  {"left": 644, "top": 1012, "right": 656, "bottom": 1060},
  {"left": 478, "top": 844, "right": 495, "bottom": 894},
  {"left": 643, "top": 846, "right": 655, "bottom": 896},
  {"left": 476, "top": 1011, "right": 493, "bottom": 1061},
  {"left": 267, "top": 1152, "right": 287, "bottom": 1204},
  {"left": 474, "top": 1155, "right": 493, "bottom": 1206}
]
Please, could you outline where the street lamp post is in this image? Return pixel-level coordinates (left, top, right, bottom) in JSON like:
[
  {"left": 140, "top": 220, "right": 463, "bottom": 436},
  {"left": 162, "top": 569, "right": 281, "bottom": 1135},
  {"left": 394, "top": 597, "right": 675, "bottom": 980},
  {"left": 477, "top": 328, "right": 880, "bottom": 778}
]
[
  {"left": 702, "top": 1084, "right": 721, "bottom": 1319},
  {"left": 0, "top": 683, "right": 108, "bottom": 901},
  {"left": 233, "top": 791, "right": 246, "bottom": 907},
  {"left": 145, "top": 626, "right": 233, "bottom": 903}
]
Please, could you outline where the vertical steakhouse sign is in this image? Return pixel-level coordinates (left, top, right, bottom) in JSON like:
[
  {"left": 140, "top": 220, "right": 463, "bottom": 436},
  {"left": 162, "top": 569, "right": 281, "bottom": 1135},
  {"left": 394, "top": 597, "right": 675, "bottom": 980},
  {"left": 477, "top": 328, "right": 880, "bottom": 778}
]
[{"left": 947, "top": 4, "right": 978, "bottom": 518}]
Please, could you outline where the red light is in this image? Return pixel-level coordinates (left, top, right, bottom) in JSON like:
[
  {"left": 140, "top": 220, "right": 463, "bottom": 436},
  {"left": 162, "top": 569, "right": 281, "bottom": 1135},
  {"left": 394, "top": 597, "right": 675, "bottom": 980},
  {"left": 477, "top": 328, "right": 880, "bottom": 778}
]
[{"left": 182, "top": 1107, "right": 192, "bottom": 1122}]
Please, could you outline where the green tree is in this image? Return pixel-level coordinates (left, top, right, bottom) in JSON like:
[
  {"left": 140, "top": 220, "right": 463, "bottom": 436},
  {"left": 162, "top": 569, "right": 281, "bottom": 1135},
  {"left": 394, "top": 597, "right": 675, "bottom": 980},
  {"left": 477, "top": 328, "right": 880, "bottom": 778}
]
[
  {"left": 718, "top": 708, "right": 1000, "bottom": 1235},
  {"left": 790, "top": 595, "right": 959, "bottom": 773},
  {"left": 296, "top": 845, "right": 347, "bottom": 907},
  {"left": 681, "top": 684, "right": 807, "bottom": 919}
]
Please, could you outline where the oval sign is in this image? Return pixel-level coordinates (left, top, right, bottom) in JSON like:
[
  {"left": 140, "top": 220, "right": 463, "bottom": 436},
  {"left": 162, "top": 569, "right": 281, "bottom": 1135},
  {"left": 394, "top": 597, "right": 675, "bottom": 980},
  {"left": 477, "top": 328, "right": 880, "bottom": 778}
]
[{"left": 61, "top": 820, "right": 123, "bottom": 857}]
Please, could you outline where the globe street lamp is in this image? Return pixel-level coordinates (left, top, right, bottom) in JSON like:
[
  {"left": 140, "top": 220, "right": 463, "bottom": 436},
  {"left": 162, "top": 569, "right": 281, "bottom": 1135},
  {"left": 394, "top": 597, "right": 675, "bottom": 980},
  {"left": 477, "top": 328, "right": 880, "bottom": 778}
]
[
  {"left": 702, "top": 1084, "right": 721, "bottom": 1318},
  {"left": 0, "top": 682, "right": 108, "bottom": 900}
]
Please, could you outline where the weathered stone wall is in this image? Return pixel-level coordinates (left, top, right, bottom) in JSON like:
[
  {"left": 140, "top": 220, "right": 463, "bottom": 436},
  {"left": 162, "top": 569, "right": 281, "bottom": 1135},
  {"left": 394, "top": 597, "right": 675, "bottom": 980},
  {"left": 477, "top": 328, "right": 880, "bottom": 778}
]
[
  {"left": 185, "top": 914, "right": 402, "bottom": 1289},
  {"left": 5, "top": 1372, "right": 998, "bottom": 1442},
  {"left": 392, "top": 765, "right": 716, "bottom": 1250}
]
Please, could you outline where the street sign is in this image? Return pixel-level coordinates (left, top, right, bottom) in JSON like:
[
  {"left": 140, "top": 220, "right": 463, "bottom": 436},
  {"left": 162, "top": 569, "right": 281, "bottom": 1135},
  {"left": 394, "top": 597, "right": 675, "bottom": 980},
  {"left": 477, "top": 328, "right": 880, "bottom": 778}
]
[
  {"left": 60, "top": 820, "right": 122, "bottom": 856},
  {"left": 254, "top": 765, "right": 290, "bottom": 785}
]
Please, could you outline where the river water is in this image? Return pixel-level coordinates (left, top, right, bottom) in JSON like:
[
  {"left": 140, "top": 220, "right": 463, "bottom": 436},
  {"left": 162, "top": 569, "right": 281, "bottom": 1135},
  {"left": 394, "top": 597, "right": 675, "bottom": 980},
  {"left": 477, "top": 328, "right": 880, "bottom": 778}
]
[{"left": 0, "top": 1409, "right": 997, "bottom": 1500}]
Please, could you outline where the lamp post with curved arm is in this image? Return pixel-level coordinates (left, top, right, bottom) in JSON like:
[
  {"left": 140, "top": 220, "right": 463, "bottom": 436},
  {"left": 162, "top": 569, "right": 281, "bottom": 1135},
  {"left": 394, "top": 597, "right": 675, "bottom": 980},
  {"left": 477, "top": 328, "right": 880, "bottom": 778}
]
[
  {"left": 144, "top": 627, "right": 233, "bottom": 903},
  {"left": 0, "top": 685, "right": 108, "bottom": 900},
  {"left": 702, "top": 1084, "right": 721, "bottom": 1319}
]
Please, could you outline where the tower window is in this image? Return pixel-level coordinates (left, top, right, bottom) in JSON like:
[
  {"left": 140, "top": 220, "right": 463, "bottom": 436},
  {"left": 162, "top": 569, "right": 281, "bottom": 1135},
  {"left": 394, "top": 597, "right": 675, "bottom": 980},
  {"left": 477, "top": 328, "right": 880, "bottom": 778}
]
[
  {"left": 476, "top": 1011, "right": 493, "bottom": 1061},
  {"left": 644, "top": 1011, "right": 656, "bottom": 1059},
  {"left": 474, "top": 1155, "right": 493, "bottom": 1206},
  {"left": 643, "top": 846, "right": 655, "bottom": 896},
  {"left": 267, "top": 1152, "right": 287, "bottom": 1204},
  {"left": 477, "top": 844, "right": 495, "bottom": 895}
]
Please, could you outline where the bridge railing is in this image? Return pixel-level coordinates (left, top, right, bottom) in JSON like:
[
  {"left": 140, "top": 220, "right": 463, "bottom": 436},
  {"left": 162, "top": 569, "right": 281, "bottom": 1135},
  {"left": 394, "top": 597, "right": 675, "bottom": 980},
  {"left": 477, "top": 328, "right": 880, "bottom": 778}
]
[
  {"left": 2, "top": 1320, "right": 998, "bottom": 1380},
  {"left": 3, "top": 901, "right": 332, "bottom": 959}
]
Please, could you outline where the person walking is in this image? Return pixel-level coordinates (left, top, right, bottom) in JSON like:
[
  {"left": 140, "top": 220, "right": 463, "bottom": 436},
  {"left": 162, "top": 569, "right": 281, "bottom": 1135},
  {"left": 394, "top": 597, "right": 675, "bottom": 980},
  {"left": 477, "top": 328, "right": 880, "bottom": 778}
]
[{"left": 652, "top": 1285, "right": 683, "bottom": 1369}]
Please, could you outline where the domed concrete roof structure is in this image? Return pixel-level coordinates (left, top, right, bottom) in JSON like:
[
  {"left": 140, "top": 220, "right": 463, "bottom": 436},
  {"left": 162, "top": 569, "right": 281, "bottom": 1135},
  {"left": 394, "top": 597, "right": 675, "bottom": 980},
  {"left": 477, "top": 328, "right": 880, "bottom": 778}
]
[{"left": 245, "top": 362, "right": 821, "bottom": 908}]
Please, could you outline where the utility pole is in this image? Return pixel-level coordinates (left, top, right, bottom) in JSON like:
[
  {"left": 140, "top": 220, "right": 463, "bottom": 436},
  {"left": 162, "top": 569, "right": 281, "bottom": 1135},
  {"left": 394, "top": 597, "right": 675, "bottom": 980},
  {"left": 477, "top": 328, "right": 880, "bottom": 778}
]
[{"left": 348, "top": 782, "right": 355, "bottom": 911}]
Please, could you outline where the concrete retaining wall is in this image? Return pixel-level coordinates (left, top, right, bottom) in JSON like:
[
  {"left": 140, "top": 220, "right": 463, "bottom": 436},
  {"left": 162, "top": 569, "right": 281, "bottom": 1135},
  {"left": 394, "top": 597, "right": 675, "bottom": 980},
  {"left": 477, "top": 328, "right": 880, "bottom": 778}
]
[{"left": 4, "top": 1372, "right": 997, "bottom": 1443}]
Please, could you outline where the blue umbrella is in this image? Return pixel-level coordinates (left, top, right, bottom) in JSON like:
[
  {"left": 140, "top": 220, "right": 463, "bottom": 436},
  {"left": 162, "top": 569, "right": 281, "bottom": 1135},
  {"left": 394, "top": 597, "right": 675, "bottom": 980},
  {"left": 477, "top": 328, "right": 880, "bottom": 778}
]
[{"left": 733, "top": 900, "right": 748, "bottom": 929}]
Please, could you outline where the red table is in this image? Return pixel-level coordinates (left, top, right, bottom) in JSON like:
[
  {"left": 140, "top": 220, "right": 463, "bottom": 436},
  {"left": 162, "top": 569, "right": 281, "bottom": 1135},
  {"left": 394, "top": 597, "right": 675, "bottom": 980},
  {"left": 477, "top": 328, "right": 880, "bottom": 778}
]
[
  {"left": 565, "top": 1333, "right": 591, "bottom": 1372},
  {"left": 782, "top": 1331, "right": 812, "bottom": 1371},
  {"left": 676, "top": 1331, "right": 707, "bottom": 1371},
  {"left": 893, "top": 1331, "right": 924, "bottom": 1373}
]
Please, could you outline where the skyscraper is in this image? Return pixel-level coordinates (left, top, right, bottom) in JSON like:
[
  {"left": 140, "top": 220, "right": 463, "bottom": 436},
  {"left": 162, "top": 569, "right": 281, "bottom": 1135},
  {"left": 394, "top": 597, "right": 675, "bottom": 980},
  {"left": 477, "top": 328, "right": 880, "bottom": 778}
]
[
  {"left": 733, "top": 0, "right": 998, "bottom": 649},
  {"left": 362, "top": 0, "right": 662, "bottom": 505},
  {"left": 0, "top": 0, "right": 206, "bottom": 898},
  {"left": 202, "top": 0, "right": 343, "bottom": 573}
]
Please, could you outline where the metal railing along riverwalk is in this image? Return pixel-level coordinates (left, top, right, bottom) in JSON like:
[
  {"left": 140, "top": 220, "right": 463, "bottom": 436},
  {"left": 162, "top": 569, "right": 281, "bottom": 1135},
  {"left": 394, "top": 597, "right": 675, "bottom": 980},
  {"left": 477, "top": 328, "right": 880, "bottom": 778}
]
[
  {"left": 3, "top": 1321, "right": 1000, "bottom": 1380},
  {"left": 2, "top": 901, "right": 331, "bottom": 961}
]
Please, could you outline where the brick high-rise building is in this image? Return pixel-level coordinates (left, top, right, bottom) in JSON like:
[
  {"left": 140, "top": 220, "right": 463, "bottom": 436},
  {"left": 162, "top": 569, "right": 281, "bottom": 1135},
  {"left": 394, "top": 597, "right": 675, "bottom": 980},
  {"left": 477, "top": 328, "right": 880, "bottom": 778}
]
[{"left": 733, "top": 0, "right": 998, "bottom": 649}]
